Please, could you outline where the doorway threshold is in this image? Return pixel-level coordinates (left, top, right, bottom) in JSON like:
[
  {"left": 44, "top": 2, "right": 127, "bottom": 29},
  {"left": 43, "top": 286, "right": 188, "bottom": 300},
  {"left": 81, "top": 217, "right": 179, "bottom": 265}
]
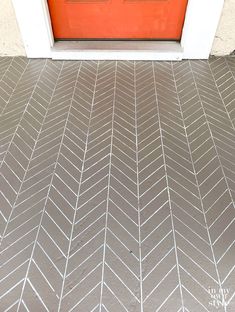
[{"left": 51, "top": 41, "right": 183, "bottom": 61}]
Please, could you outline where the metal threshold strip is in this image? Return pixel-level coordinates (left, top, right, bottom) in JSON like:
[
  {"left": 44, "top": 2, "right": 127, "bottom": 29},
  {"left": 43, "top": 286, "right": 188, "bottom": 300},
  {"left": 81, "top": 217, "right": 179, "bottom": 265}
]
[{"left": 51, "top": 40, "right": 183, "bottom": 60}]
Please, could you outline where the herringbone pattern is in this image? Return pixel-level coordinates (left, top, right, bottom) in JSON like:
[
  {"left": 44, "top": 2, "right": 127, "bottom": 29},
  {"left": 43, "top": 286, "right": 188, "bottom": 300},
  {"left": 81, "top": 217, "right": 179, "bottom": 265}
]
[{"left": 0, "top": 57, "right": 235, "bottom": 312}]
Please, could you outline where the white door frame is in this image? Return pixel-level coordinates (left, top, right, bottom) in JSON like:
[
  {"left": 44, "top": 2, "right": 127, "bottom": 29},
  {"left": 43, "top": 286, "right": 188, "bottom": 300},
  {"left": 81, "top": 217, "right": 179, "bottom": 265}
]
[{"left": 12, "top": 0, "right": 224, "bottom": 60}]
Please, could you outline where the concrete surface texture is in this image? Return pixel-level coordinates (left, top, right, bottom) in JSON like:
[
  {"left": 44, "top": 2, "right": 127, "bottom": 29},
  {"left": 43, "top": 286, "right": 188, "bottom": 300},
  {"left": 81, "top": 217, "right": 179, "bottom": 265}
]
[
  {"left": 0, "top": 1, "right": 234, "bottom": 55},
  {"left": 0, "top": 57, "right": 235, "bottom": 311},
  {"left": 212, "top": 0, "right": 235, "bottom": 56},
  {"left": 0, "top": 0, "right": 25, "bottom": 56}
]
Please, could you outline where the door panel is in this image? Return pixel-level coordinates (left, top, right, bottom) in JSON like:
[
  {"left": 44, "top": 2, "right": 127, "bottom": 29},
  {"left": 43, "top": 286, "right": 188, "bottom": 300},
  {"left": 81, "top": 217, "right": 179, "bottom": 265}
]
[{"left": 48, "top": 0, "right": 188, "bottom": 40}]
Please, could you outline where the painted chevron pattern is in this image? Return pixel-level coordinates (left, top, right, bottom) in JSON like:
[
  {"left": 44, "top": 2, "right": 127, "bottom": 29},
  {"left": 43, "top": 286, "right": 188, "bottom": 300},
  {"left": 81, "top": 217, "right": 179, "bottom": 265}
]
[{"left": 0, "top": 57, "right": 235, "bottom": 312}]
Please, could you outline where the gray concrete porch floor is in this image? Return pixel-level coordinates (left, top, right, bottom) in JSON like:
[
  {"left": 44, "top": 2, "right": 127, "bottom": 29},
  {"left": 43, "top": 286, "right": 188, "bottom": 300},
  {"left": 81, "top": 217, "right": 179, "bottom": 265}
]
[{"left": 0, "top": 57, "right": 235, "bottom": 311}]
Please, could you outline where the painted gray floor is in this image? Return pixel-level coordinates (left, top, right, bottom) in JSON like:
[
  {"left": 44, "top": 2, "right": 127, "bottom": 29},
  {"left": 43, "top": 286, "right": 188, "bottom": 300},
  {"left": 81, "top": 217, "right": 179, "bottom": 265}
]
[{"left": 0, "top": 57, "right": 235, "bottom": 312}]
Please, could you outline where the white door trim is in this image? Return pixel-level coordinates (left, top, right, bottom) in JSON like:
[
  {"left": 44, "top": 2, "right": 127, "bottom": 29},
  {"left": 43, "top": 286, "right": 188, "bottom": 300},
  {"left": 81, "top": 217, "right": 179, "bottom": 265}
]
[{"left": 12, "top": 0, "right": 224, "bottom": 60}]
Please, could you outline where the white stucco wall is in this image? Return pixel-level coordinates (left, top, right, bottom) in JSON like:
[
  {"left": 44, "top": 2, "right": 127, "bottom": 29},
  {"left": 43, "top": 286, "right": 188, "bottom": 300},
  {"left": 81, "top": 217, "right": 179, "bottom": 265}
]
[
  {"left": 0, "top": 0, "right": 234, "bottom": 57},
  {"left": 211, "top": 0, "right": 235, "bottom": 55},
  {"left": 0, "top": 0, "right": 25, "bottom": 56}
]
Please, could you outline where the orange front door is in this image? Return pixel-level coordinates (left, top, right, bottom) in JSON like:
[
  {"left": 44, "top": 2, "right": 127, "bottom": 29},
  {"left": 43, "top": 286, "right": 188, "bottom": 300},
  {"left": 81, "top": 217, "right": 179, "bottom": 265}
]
[{"left": 48, "top": 0, "right": 188, "bottom": 40}]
